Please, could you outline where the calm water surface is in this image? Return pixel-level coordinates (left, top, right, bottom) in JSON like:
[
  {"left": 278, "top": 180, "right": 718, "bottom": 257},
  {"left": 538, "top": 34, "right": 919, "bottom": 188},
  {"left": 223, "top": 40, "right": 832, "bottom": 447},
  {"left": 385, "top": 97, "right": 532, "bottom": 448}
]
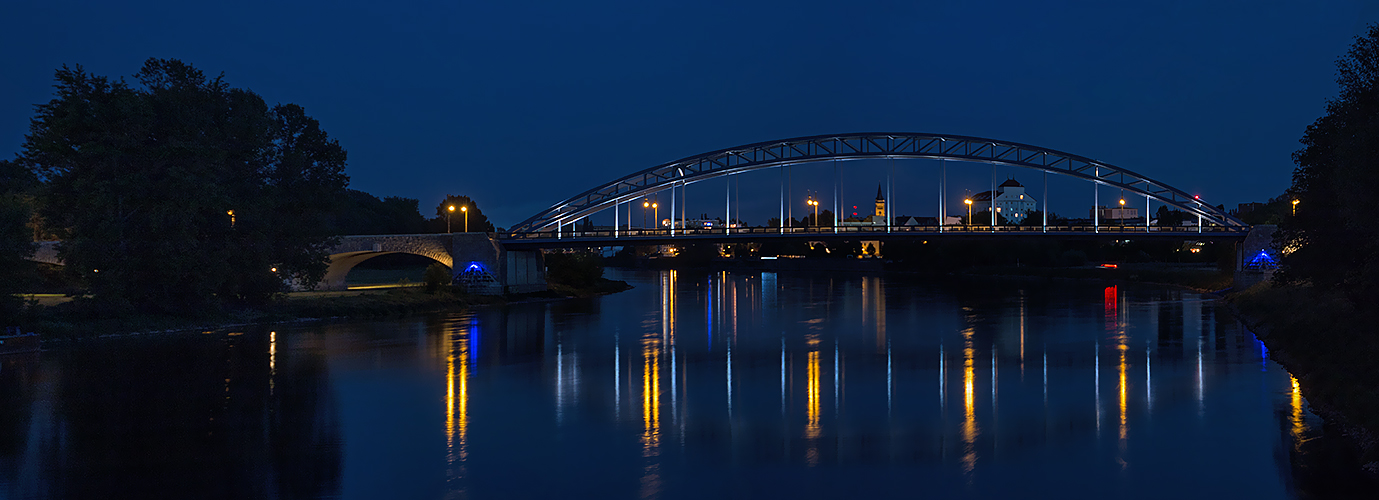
[{"left": 0, "top": 269, "right": 1365, "bottom": 498}]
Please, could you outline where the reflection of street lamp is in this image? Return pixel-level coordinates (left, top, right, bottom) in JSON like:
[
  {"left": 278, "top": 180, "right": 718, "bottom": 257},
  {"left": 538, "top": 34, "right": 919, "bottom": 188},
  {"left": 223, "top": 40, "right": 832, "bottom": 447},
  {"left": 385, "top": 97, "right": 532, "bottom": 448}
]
[
  {"left": 964, "top": 198, "right": 973, "bottom": 226},
  {"left": 447, "top": 205, "right": 455, "bottom": 233},
  {"left": 807, "top": 197, "right": 819, "bottom": 226},
  {"left": 461, "top": 205, "right": 468, "bottom": 233},
  {"left": 1292, "top": 199, "right": 1299, "bottom": 216}
]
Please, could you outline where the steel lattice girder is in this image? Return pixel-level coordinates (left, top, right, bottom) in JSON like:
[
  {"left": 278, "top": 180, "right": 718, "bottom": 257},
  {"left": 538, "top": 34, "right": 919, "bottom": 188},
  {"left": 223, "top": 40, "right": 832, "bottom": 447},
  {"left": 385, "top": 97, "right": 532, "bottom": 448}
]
[{"left": 509, "top": 132, "right": 1245, "bottom": 233}]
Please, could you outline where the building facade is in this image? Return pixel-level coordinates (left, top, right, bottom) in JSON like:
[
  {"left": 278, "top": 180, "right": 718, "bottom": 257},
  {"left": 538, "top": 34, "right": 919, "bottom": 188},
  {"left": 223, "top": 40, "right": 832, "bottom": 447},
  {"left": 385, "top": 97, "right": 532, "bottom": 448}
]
[{"left": 970, "top": 179, "right": 1038, "bottom": 223}]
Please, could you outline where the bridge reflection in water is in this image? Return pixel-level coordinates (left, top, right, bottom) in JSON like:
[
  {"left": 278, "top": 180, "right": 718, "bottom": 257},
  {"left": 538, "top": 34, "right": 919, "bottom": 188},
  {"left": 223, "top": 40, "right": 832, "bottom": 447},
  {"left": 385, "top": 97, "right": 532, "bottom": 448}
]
[
  {"left": 3, "top": 268, "right": 1345, "bottom": 499},
  {"left": 413, "top": 268, "right": 1322, "bottom": 497}
]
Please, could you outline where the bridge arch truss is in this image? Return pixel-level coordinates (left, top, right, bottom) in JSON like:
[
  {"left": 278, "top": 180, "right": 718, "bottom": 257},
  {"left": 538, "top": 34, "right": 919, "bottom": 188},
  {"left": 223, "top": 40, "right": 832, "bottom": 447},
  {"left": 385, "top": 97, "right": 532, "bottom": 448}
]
[{"left": 509, "top": 132, "right": 1245, "bottom": 234}]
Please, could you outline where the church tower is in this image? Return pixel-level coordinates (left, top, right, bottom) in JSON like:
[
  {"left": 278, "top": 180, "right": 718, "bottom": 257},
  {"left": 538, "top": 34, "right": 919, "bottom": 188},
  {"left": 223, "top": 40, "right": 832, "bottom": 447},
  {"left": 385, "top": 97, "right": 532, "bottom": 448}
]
[{"left": 874, "top": 184, "right": 886, "bottom": 217}]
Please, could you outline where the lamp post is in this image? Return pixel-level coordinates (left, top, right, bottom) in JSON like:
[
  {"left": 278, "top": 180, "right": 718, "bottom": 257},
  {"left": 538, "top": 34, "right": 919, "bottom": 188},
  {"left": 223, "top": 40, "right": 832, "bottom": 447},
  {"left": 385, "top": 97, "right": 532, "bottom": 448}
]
[
  {"left": 1119, "top": 198, "right": 1126, "bottom": 227},
  {"left": 807, "top": 197, "right": 819, "bottom": 227},
  {"left": 653, "top": 202, "right": 659, "bottom": 230},
  {"left": 964, "top": 198, "right": 973, "bottom": 227},
  {"left": 643, "top": 200, "right": 649, "bottom": 229},
  {"left": 1292, "top": 199, "right": 1299, "bottom": 216},
  {"left": 447, "top": 205, "right": 455, "bottom": 233},
  {"left": 461, "top": 205, "right": 469, "bottom": 233}
]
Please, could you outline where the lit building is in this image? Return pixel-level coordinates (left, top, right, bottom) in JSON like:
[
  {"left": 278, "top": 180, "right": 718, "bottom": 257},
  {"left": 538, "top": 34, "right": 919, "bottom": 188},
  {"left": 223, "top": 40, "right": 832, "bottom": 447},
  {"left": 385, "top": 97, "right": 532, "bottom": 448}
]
[
  {"left": 970, "top": 179, "right": 1038, "bottom": 223},
  {"left": 841, "top": 185, "right": 888, "bottom": 227}
]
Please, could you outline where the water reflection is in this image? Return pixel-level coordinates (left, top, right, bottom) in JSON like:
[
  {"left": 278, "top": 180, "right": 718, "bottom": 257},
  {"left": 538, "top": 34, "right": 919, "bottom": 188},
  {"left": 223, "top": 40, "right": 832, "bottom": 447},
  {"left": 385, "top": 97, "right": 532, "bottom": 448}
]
[
  {"left": 3, "top": 269, "right": 1369, "bottom": 498},
  {"left": 641, "top": 333, "right": 662, "bottom": 498},
  {"left": 445, "top": 323, "right": 470, "bottom": 491}
]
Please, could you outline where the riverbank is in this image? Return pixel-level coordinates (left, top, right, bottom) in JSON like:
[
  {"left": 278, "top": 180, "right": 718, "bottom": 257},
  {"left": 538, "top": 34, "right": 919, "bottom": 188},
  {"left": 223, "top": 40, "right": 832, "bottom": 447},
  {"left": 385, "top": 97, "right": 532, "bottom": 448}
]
[
  {"left": 18, "top": 278, "right": 632, "bottom": 340},
  {"left": 1227, "top": 283, "right": 1379, "bottom": 475}
]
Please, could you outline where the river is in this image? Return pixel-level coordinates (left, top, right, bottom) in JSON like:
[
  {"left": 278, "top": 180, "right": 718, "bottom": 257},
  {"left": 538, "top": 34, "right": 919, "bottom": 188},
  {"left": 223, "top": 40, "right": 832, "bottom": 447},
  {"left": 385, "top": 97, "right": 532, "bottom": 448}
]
[{"left": 0, "top": 268, "right": 1367, "bottom": 498}]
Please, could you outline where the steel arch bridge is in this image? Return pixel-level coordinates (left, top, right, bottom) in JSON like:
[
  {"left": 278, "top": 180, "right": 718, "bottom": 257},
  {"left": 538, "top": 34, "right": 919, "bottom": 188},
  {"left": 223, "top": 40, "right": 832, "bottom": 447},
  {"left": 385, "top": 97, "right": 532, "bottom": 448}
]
[{"left": 508, "top": 132, "right": 1246, "bottom": 236}]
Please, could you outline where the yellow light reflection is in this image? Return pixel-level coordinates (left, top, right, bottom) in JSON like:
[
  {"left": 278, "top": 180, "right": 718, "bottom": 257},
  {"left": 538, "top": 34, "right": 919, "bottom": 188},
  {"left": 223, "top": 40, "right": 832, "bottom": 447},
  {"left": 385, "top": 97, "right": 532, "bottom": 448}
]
[
  {"left": 1118, "top": 348, "right": 1127, "bottom": 443},
  {"left": 1290, "top": 375, "right": 1305, "bottom": 451},
  {"left": 641, "top": 336, "right": 662, "bottom": 498},
  {"left": 269, "top": 331, "right": 276, "bottom": 394},
  {"left": 961, "top": 330, "right": 979, "bottom": 475},
  {"left": 806, "top": 346, "right": 822, "bottom": 466},
  {"left": 445, "top": 329, "right": 470, "bottom": 483}
]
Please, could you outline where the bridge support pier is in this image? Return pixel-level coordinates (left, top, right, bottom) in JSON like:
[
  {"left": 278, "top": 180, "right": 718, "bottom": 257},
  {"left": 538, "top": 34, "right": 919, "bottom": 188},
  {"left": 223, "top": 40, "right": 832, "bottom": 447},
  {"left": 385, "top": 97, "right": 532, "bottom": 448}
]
[{"left": 450, "top": 233, "right": 547, "bottom": 295}]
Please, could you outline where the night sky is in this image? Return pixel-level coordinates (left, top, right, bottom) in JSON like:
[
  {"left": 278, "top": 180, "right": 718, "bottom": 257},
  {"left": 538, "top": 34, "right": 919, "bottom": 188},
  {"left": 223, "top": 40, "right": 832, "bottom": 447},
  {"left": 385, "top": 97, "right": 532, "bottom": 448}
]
[{"left": 3, "top": 0, "right": 1376, "bottom": 228}]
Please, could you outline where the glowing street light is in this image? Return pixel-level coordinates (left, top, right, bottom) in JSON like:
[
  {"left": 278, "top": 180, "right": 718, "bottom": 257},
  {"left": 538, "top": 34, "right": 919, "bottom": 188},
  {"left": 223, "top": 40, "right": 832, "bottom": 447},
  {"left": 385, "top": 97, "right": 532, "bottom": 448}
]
[
  {"left": 807, "top": 197, "right": 819, "bottom": 227},
  {"left": 461, "top": 205, "right": 469, "bottom": 233},
  {"left": 652, "top": 202, "right": 659, "bottom": 229},
  {"left": 447, "top": 205, "right": 456, "bottom": 233},
  {"left": 1292, "top": 199, "right": 1299, "bottom": 216},
  {"left": 964, "top": 198, "right": 973, "bottom": 227}
]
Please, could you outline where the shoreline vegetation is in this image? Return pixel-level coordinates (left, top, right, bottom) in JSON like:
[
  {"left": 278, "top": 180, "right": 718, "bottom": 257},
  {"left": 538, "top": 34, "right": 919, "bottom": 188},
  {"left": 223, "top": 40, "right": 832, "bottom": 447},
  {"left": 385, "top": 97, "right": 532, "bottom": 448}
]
[
  {"left": 20, "top": 277, "right": 633, "bottom": 341},
  {"left": 1228, "top": 283, "right": 1379, "bottom": 476}
]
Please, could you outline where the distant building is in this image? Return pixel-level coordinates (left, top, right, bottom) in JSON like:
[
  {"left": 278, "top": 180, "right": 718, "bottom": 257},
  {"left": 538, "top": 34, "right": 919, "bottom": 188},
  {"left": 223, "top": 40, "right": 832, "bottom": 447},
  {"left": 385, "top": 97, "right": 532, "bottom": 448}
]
[
  {"left": 970, "top": 179, "right": 1038, "bottom": 223},
  {"left": 841, "top": 185, "right": 889, "bottom": 226},
  {"left": 1090, "top": 206, "right": 1139, "bottom": 220}
]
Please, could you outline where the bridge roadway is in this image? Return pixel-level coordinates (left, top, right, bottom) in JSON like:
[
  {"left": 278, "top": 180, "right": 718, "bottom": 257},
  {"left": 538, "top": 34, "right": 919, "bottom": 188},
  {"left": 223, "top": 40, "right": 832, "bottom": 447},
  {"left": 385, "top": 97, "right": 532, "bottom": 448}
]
[{"left": 498, "top": 224, "right": 1249, "bottom": 249}]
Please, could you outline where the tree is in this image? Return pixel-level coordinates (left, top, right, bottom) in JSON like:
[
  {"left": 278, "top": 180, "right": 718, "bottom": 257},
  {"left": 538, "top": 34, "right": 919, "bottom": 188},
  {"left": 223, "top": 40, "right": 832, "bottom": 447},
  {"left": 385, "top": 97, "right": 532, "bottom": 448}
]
[
  {"left": 802, "top": 209, "right": 835, "bottom": 227},
  {"left": 0, "top": 160, "right": 37, "bottom": 320},
  {"left": 18, "top": 59, "right": 349, "bottom": 312},
  {"left": 1276, "top": 24, "right": 1379, "bottom": 309},
  {"left": 431, "top": 195, "right": 495, "bottom": 233},
  {"left": 330, "top": 190, "right": 426, "bottom": 235},
  {"left": 1019, "top": 210, "right": 1063, "bottom": 226},
  {"left": 962, "top": 210, "right": 1009, "bottom": 226},
  {"left": 1154, "top": 206, "right": 1190, "bottom": 227}
]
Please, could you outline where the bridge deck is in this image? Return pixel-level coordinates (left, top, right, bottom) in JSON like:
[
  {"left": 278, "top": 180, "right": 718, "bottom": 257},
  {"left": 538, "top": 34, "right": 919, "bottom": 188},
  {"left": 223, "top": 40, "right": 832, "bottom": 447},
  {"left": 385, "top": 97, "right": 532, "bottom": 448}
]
[{"left": 500, "top": 225, "right": 1248, "bottom": 248}]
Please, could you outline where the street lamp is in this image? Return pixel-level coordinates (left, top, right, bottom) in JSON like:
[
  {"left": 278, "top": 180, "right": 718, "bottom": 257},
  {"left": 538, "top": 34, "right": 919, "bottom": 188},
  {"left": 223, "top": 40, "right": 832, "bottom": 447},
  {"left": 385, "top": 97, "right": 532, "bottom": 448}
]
[
  {"left": 1119, "top": 198, "right": 1126, "bottom": 226},
  {"left": 643, "top": 200, "right": 649, "bottom": 229},
  {"left": 653, "top": 202, "right": 659, "bottom": 230},
  {"left": 964, "top": 198, "right": 973, "bottom": 227},
  {"left": 1292, "top": 199, "right": 1299, "bottom": 216},
  {"left": 461, "top": 205, "right": 469, "bottom": 233},
  {"left": 807, "top": 197, "right": 819, "bottom": 227},
  {"left": 447, "top": 205, "right": 455, "bottom": 233}
]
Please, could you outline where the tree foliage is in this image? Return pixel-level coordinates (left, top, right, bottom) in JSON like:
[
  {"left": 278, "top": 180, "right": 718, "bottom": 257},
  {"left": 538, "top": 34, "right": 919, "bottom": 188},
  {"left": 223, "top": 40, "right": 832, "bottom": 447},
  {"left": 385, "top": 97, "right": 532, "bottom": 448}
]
[
  {"left": 430, "top": 194, "right": 494, "bottom": 233},
  {"left": 0, "top": 160, "right": 37, "bottom": 320},
  {"left": 331, "top": 190, "right": 426, "bottom": 235},
  {"left": 17, "top": 59, "right": 349, "bottom": 313},
  {"left": 1277, "top": 24, "right": 1379, "bottom": 308}
]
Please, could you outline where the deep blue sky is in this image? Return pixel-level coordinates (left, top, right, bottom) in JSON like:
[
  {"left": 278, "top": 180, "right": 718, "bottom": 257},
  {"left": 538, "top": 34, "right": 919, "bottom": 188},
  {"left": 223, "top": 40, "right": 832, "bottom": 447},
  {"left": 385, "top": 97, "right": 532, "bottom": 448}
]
[{"left": 3, "top": 0, "right": 1376, "bottom": 227}]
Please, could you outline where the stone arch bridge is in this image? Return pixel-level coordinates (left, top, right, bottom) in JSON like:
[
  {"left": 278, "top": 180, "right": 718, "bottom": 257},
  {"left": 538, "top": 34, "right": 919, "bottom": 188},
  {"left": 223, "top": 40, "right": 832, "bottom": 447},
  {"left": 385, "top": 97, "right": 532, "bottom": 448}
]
[{"left": 31, "top": 234, "right": 548, "bottom": 294}]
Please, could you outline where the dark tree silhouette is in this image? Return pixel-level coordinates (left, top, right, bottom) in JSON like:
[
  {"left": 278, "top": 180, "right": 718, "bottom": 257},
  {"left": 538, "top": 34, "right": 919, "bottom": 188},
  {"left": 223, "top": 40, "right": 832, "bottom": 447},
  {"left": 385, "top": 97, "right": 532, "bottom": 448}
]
[
  {"left": 1277, "top": 24, "right": 1379, "bottom": 309},
  {"left": 17, "top": 59, "right": 349, "bottom": 311},
  {"left": 431, "top": 195, "right": 495, "bottom": 233}
]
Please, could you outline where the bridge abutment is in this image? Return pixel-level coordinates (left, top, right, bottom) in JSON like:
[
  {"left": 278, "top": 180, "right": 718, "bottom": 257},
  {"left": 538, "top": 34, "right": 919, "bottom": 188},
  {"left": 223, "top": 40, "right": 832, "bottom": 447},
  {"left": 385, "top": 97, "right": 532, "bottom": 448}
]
[{"left": 318, "top": 233, "right": 546, "bottom": 294}]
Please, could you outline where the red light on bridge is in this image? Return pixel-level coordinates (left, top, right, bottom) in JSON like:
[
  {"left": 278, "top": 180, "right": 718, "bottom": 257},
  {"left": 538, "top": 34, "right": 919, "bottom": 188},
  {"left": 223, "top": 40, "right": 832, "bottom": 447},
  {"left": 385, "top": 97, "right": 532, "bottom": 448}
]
[{"left": 1193, "top": 195, "right": 1200, "bottom": 200}]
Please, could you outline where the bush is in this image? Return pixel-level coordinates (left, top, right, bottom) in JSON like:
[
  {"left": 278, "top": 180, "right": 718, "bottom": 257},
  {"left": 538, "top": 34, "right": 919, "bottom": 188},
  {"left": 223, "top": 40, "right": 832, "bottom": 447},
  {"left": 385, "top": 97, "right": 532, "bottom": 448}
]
[
  {"left": 424, "top": 263, "right": 450, "bottom": 293},
  {"left": 545, "top": 251, "right": 603, "bottom": 288}
]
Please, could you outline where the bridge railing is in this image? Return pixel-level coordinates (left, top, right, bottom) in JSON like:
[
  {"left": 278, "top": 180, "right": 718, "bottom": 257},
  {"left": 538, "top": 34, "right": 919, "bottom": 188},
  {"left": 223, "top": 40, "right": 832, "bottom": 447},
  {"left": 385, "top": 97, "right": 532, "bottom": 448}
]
[{"left": 502, "top": 224, "right": 1249, "bottom": 241}]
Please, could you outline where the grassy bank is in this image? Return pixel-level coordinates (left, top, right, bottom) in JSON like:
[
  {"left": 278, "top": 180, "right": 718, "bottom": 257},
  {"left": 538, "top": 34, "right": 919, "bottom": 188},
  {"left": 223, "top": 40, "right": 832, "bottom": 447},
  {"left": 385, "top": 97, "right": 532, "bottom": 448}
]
[
  {"left": 956, "top": 263, "right": 1234, "bottom": 291},
  {"left": 1228, "top": 283, "right": 1379, "bottom": 473},
  {"left": 19, "top": 279, "right": 631, "bottom": 340}
]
